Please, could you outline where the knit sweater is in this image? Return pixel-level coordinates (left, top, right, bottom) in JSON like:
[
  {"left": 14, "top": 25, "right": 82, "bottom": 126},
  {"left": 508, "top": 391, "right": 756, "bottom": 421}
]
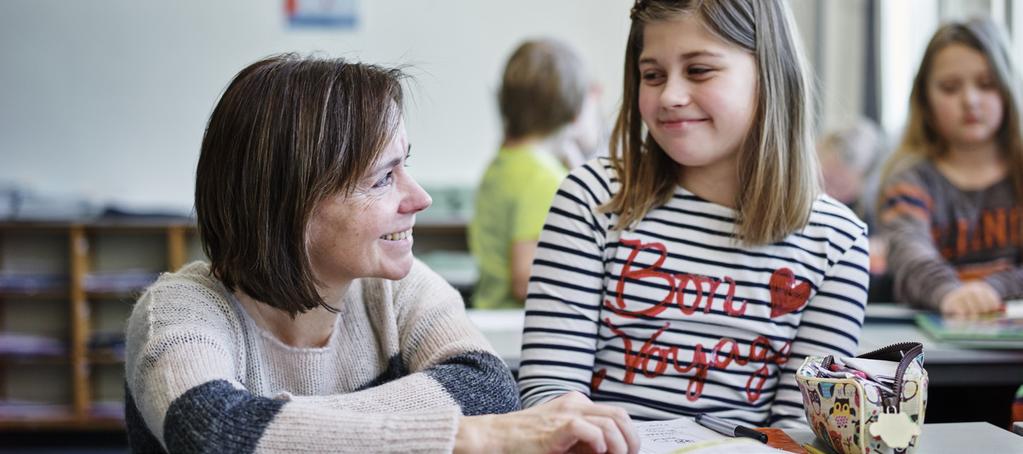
[
  {"left": 518, "top": 158, "right": 869, "bottom": 429},
  {"left": 124, "top": 260, "right": 519, "bottom": 453}
]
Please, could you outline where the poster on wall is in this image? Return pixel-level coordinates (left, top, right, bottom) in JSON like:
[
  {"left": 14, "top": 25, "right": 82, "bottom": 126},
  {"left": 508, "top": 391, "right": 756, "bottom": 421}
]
[{"left": 285, "top": 0, "right": 359, "bottom": 29}]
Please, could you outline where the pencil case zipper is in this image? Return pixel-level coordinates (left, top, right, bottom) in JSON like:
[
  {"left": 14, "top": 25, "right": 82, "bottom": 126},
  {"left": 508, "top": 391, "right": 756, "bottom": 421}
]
[{"left": 820, "top": 342, "right": 923, "bottom": 413}]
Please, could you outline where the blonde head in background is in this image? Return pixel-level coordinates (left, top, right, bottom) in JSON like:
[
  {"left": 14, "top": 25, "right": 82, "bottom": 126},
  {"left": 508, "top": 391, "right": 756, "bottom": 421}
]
[
  {"left": 499, "top": 38, "right": 603, "bottom": 169},
  {"left": 818, "top": 119, "right": 886, "bottom": 207}
]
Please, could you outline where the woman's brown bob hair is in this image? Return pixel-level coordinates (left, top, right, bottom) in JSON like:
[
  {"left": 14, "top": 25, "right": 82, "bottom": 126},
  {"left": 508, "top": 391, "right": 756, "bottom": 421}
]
[
  {"left": 606, "top": 0, "right": 818, "bottom": 245},
  {"left": 195, "top": 54, "right": 406, "bottom": 317}
]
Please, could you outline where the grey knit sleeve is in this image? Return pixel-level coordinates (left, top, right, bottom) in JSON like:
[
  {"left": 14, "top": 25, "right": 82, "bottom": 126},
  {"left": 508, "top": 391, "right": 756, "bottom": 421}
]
[
  {"left": 125, "top": 273, "right": 461, "bottom": 454},
  {"left": 879, "top": 168, "right": 961, "bottom": 309},
  {"left": 394, "top": 260, "right": 521, "bottom": 415},
  {"left": 984, "top": 267, "right": 1023, "bottom": 299}
]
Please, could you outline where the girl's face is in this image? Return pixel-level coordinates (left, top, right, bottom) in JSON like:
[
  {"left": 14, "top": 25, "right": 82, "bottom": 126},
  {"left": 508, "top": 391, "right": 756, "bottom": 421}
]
[
  {"left": 305, "top": 120, "right": 432, "bottom": 289},
  {"left": 637, "top": 15, "right": 758, "bottom": 172},
  {"left": 926, "top": 43, "right": 1004, "bottom": 148}
]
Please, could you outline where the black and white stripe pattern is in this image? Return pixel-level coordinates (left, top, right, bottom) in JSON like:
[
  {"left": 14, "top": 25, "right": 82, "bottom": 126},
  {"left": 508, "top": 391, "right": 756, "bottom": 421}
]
[{"left": 518, "top": 158, "right": 869, "bottom": 428}]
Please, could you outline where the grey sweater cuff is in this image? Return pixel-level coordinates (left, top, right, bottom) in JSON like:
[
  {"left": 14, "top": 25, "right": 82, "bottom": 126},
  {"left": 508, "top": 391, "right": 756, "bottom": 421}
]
[
  {"left": 921, "top": 281, "right": 960, "bottom": 311},
  {"left": 983, "top": 274, "right": 1011, "bottom": 299}
]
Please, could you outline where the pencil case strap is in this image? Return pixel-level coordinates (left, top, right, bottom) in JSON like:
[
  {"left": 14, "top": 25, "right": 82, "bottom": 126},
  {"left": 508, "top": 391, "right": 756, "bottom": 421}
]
[{"left": 853, "top": 342, "right": 923, "bottom": 414}]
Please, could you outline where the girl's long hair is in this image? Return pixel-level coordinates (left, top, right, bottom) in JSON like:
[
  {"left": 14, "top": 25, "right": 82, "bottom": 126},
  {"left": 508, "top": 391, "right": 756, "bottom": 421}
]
[
  {"left": 605, "top": 0, "right": 818, "bottom": 246},
  {"left": 879, "top": 18, "right": 1023, "bottom": 206}
]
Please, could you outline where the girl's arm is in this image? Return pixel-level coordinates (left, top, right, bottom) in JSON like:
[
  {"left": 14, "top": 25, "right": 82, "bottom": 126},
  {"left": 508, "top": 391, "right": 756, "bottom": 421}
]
[
  {"left": 983, "top": 267, "right": 1023, "bottom": 300},
  {"left": 880, "top": 173, "right": 962, "bottom": 310},
  {"left": 768, "top": 230, "right": 870, "bottom": 428},
  {"left": 518, "top": 161, "right": 611, "bottom": 408}
]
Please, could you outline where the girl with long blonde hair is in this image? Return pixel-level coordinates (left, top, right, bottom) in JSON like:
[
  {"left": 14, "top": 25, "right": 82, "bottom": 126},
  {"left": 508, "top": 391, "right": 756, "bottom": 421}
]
[{"left": 518, "top": 0, "right": 869, "bottom": 429}]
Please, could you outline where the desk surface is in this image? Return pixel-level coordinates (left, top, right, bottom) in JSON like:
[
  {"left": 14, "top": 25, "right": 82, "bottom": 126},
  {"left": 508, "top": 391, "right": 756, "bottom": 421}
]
[
  {"left": 857, "top": 304, "right": 1023, "bottom": 386},
  {"left": 787, "top": 422, "right": 1023, "bottom": 453},
  {"left": 468, "top": 305, "right": 1023, "bottom": 385}
]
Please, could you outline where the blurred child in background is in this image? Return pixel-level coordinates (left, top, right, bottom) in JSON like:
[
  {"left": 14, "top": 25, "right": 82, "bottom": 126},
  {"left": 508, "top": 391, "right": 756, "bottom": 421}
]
[
  {"left": 817, "top": 119, "right": 894, "bottom": 300},
  {"left": 818, "top": 118, "right": 887, "bottom": 229},
  {"left": 469, "top": 38, "right": 602, "bottom": 309},
  {"left": 878, "top": 18, "right": 1023, "bottom": 317}
]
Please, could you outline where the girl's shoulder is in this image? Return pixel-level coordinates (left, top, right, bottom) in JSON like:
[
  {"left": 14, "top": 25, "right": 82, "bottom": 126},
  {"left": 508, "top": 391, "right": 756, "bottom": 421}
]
[
  {"left": 806, "top": 194, "right": 869, "bottom": 246},
  {"left": 561, "top": 156, "right": 619, "bottom": 204},
  {"left": 883, "top": 157, "right": 939, "bottom": 188}
]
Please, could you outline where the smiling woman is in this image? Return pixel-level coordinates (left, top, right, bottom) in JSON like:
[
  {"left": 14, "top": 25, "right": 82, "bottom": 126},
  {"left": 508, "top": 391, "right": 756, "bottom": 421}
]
[
  {"left": 124, "top": 54, "right": 639, "bottom": 454},
  {"left": 305, "top": 121, "right": 432, "bottom": 293}
]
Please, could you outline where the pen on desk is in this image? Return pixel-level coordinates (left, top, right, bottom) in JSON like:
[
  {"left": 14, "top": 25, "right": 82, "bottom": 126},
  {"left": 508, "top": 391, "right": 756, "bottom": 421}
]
[{"left": 694, "top": 413, "right": 768, "bottom": 443}]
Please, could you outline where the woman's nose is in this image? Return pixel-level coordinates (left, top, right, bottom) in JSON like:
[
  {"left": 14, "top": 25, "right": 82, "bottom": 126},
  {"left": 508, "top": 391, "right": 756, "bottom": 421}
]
[{"left": 399, "top": 173, "right": 432, "bottom": 214}]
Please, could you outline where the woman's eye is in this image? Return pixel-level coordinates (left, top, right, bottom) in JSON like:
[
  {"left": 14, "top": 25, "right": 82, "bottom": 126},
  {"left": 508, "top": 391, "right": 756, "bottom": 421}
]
[{"left": 373, "top": 171, "right": 394, "bottom": 188}]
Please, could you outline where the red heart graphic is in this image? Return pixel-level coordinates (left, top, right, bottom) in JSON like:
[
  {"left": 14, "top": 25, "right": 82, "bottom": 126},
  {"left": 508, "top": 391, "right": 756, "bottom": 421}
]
[
  {"left": 769, "top": 267, "right": 810, "bottom": 318},
  {"left": 591, "top": 368, "right": 608, "bottom": 392}
]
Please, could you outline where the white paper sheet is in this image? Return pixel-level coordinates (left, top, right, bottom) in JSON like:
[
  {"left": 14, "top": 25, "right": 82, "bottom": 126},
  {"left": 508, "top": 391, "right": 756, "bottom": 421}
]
[
  {"left": 636, "top": 418, "right": 789, "bottom": 454},
  {"left": 1005, "top": 300, "right": 1023, "bottom": 319}
]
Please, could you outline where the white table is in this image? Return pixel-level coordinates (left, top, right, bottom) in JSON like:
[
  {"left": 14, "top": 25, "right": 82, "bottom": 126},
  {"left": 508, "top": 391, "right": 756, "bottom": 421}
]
[{"left": 787, "top": 422, "right": 1023, "bottom": 453}]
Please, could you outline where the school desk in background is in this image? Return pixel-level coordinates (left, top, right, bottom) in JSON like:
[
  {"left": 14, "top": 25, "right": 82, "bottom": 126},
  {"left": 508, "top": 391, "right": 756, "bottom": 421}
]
[{"left": 915, "top": 300, "right": 1023, "bottom": 348}]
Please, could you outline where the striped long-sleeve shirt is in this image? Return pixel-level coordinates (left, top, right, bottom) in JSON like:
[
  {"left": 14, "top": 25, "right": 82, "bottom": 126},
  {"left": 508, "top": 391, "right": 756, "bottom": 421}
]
[
  {"left": 125, "top": 260, "right": 519, "bottom": 453},
  {"left": 518, "top": 158, "right": 869, "bottom": 429}
]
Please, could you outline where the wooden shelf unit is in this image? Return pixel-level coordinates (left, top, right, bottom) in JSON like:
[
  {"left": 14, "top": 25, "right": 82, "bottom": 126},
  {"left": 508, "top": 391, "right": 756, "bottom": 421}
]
[
  {"left": 0, "top": 217, "right": 469, "bottom": 430},
  {"left": 0, "top": 219, "right": 196, "bottom": 431}
]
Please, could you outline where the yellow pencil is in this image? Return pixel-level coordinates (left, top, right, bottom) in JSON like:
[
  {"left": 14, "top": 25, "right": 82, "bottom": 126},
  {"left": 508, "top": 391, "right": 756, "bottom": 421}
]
[{"left": 802, "top": 443, "right": 829, "bottom": 454}]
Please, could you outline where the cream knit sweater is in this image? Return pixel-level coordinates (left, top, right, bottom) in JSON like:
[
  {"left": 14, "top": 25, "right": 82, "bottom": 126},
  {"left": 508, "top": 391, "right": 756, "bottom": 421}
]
[{"left": 124, "top": 260, "right": 519, "bottom": 453}]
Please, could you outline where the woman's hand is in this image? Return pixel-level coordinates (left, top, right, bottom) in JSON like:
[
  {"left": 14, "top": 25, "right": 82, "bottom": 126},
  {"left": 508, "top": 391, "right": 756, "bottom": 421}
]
[
  {"left": 939, "top": 281, "right": 1003, "bottom": 318},
  {"left": 454, "top": 391, "right": 639, "bottom": 454}
]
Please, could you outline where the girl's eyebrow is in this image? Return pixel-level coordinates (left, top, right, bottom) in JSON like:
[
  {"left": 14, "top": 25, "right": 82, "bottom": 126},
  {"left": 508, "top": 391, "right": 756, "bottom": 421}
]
[
  {"left": 639, "top": 50, "right": 723, "bottom": 65},
  {"left": 679, "top": 50, "right": 723, "bottom": 59}
]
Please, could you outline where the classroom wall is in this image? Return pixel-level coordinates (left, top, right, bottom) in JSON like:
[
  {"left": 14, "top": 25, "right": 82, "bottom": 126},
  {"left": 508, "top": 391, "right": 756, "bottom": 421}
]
[
  {"left": 0, "top": 0, "right": 844, "bottom": 213},
  {"left": 0, "top": 0, "right": 633, "bottom": 212}
]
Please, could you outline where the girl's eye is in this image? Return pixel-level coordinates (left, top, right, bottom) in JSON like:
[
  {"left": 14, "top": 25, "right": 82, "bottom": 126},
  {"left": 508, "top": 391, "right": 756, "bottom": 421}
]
[
  {"left": 978, "top": 79, "right": 998, "bottom": 90},
  {"left": 687, "top": 66, "right": 713, "bottom": 77},
  {"left": 937, "top": 82, "right": 959, "bottom": 94},
  {"left": 373, "top": 171, "right": 394, "bottom": 188},
  {"left": 641, "top": 71, "right": 665, "bottom": 84}
]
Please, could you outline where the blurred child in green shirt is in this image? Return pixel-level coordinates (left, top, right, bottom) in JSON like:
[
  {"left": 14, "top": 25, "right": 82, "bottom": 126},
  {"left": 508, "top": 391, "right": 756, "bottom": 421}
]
[{"left": 469, "top": 38, "right": 601, "bottom": 309}]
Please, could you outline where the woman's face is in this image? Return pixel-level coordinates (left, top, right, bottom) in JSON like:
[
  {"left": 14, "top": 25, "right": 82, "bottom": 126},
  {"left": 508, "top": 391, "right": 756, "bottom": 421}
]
[
  {"left": 926, "top": 43, "right": 1005, "bottom": 148},
  {"left": 305, "top": 120, "right": 432, "bottom": 289}
]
